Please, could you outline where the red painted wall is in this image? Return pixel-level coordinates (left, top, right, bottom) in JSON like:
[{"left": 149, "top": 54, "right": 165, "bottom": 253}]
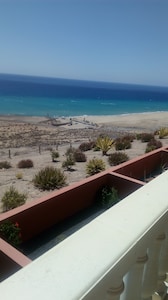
[{"left": 0, "top": 173, "right": 142, "bottom": 242}]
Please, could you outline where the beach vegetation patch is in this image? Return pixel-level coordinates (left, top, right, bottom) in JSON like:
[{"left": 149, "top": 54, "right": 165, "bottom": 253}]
[
  {"left": 17, "top": 159, "right": 34, "bottom": 168},
  {"left": 122, "top": 134, "right": 135, "bottom": 142},
  {"left": 74, "top": 149, "right": 87, "bottom": 162},
  {"left": 145, "top": 139, "right": 162, "bottom": 153},
  {"left": 33, "top": 166, "right": 66, "bottom": 190},
  {"left": 79, "top": 142, "right": 94, "bottom": 152},
  {"left": 1, "top": 186, "right": 27, "bottom": 212},
  {"left": 0, "top": 161, "right": 11, "bottom": 169},
  {"left": 96, "top": 136, "right": 114, "bottom": 155},
  {"left": 62, "top": 153, "right": 75, "bottom": 171},
  {"left": 86, "top": 158, "right": 105, "bottom": 176},
  {"left": 158, "top": 127, "right": 168, "bottom": 139},
  {"left": 65, "top": 147, "right": 76, "bottom": 156},
  {"left": 16, "top": 172, "right": 23, "bottom": 179},
  {"left": 137, "top": 133, "right": 154, "bottom": 143},
  {"left": 115, "top": 137, "right": 131, "bottom": 151},
  {"left": 51, "top": 150, "right": 59, "bottom": 162},
  {"left": 108, "top": 152, "right": 129, "bottom": 166}
]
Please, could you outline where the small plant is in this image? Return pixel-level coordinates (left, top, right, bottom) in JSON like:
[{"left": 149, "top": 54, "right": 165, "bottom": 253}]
[
  {"left": 160, "top": 163, "right": 168, "bottom": 173},
  {"left": 74, "top": 149, "right": 87, "bottom": 162},
  {"left": 16, "top": 172, "right": 23, "bottom": 179},
  {"left": 0, "top": 220, "right": 22, "bottom": 247},
  {"left": 122, "top": 134, "right": 135, "bottom": 142},
  {"left": 51, "top": 150, "right": 59, "bottom": 162},
  {"left": 96, "top": 186, "right": 119, "bottom": 209},
  {"left": 96, "top": 136, "right": 114, "bottom": 155},
  {"left": 145, "top": 138, "right": 162, "bottom": 153},
  {"left": 108, "top": 152, "right": 129, "bottom": 166},
  {"left": 33, "top": 166, "right": 66, "bottom": 190},
  {"left": 115, "top": 137, "right": 131, "bottom": 151},
  {"left": 79, "top": 142, "right": 93, "bottom": 152},
  {"left": 93, "top": 145, "right": 101, "bottom": 151},
  {"left": 1, "top": 186, "right": 27, "bottom": 211},
  {"left": 17, "top": 159, "right": 34, "bottom": 168},
  {"left": 62, "top": 154, "right": 75, "bottom": 171},
  {"left": 158, "top": 127, "right": 168, "bottom": 139},
  {"left": 0, "top": 161, "right": 11, "bottom": 169},
  {"left": 86, "top": 158, "right": 105, "bottom": 176},
  {"left": 138, "top": 133, "right": 154, "bottom": 143},
  {"left": 65, "top": 147, "right": 76, "bottom": 156}
]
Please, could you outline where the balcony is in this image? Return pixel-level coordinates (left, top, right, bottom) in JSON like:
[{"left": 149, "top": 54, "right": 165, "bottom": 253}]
[{"left": 0, "top": 147, "right": 168, "bottom": 299}]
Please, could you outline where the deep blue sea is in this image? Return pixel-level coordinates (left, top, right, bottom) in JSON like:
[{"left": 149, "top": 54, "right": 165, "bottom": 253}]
[{"left": 0, "top": 73, "right": 168, "bottom": 117}]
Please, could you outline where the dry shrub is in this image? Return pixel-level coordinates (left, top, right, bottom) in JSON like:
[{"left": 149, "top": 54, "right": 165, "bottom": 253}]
[
  {"left": 145, "top": 139, "right": 163, "bottom": 153},
  {"left": 108, "top": 152, "right": 129, "bottom": 166},
  {"left": 74, "top": 149, "right": 87, "bottom": 162},
  {"left": 33, "top": 166, "right": 66, "bottom": 190},
  {"left": 0, "top": 161, "right": 11, "bottom": 169},
  {"left": 86, "top": 158, "right": 105, "bottom": 176},
  {"left": 17, "top": 159, "right": 34, "bottom": 168}
]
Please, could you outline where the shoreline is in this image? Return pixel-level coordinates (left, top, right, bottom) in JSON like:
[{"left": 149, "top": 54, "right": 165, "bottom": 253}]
[
  {"left": 1, "top": 112, "right": 168, "bottom": 134},
  {"left": 1, "top": 110, "right": 168, "bottom": 123}
]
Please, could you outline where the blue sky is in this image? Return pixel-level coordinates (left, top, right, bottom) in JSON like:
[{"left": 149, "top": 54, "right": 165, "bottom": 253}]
[{"left": 0, "top": 0, "right": 168, "bottom": 86}]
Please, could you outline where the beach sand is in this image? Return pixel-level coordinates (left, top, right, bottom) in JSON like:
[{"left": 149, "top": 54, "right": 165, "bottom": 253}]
[{"left": 0, "top": 112, "right": 168, "bottom": 212}]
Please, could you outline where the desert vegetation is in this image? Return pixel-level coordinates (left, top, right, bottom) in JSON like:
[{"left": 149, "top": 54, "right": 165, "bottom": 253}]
[
  {"left": 33, "top": 166, "right": 67, "bottom": 190},
  {"left": 1, "top": 186, "right": 27, "bottom": 212},
  {"left": 86, "top": 158, "right": 106, "bottom": 176},
  {"left": 0, "top": 120, "right": 168, "bottom": 213}
]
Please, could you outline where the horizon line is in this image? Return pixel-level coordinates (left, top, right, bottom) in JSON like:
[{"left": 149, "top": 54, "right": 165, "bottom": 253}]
[{"left": 0, "top": 72, "right": 168, "bottom": 89}]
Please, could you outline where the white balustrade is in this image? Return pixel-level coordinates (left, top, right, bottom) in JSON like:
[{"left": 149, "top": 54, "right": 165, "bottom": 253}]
[
  {"left": 123, "top": 251, "right": 148, "bottom": 300},
  {"left": 142, "top": 234, "right": 165, "bottom": 299},
  {"left": 0, "top": 171, "right": 168, "bottom": 300}
]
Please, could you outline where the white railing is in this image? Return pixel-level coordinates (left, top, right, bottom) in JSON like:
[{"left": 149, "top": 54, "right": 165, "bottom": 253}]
[{"left": 1, "top": 171, "right": 168, "bottom": 300}]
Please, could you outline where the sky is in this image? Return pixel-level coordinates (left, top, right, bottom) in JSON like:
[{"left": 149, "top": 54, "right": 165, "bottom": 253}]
[{"left": 0, "top": 0, "right": 168, "bottom": 87}]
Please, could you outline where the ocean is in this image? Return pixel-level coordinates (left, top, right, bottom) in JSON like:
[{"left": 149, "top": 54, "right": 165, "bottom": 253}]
[{"left": 0, "top": 73, "right": 168, "bottom": 117}]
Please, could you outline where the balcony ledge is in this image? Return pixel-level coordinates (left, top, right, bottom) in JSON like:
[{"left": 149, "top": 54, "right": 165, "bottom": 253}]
[{"left": 0, "top": 171, "right": 168, "bottom": 299}]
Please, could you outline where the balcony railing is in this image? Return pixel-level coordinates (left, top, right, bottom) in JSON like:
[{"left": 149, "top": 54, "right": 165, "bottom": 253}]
[{"left": 0, "top": 170, "right": 168, "bottom": 299}]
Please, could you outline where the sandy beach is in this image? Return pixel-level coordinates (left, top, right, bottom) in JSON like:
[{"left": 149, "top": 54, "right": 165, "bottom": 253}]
[{"left": 0, "top": 111, "right": 168, "bottom": 212}]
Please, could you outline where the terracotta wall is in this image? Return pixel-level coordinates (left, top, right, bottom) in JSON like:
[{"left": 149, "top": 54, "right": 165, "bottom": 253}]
[
  {"left": 0, "top": 172, "right": 142, "bottom": 242},
  {"left": 0, "top": 238, "right": 31, "bottom": 282},
  {"left": 114, "top": 149, "right": 168, "bottom": 180}
]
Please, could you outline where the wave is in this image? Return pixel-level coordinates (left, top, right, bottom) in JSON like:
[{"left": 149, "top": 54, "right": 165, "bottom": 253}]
[{"left": 100, "top": 102, "right": 116, "bottom": 106}]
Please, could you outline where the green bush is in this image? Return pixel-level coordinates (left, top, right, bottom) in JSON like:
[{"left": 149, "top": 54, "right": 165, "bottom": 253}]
[
  {"left": 51, "top": 150, "right": 59, "bottom": 162},
  {"left": 0, "top": 220, "right": 22, "bottom": 247},
  {"left": 33, "top": 166, "right": 66, "bottom": 190},
  {"left": 0, "top": 161, "right": 11, "bottom": 169},
  {"left": 96, "top": 186, "right": 119, "bottom": 209},
  {"left": 86, "top": 158, "right": 105, "bottom": 176},
  {"left": 1, "top": 186, "right": 27, "bottom": 211},
  {"left": 115, "top": 137, "right": 131, "bottom": 151},
  {"left": 145, "top": 139, "right": 163, "bottom": 153},
  {"left": 62, "top": 154, "right": 75, "bottom": 171},
  {"left": 96, "top": 136, "right": 114, "bottom": 155},
  {"left": 158, "top": 127, "right": 168, "bottom": 139},
  {"left": 74, "top": 149, "right": 87, "bottom": 162},
  {"left": 17, "top": 159, "right": 34, "bottom": 168},
  {"left": 108, "top": 152, "right": 129, "bottom": 166},
  {"left": 65, "top": 147, "right": 76, "bottom": 156}
]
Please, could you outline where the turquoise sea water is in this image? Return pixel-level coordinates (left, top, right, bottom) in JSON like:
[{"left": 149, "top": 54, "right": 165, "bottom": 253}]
[{"left": 0, "top": 74, "right": 168, "bottom": 117}]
